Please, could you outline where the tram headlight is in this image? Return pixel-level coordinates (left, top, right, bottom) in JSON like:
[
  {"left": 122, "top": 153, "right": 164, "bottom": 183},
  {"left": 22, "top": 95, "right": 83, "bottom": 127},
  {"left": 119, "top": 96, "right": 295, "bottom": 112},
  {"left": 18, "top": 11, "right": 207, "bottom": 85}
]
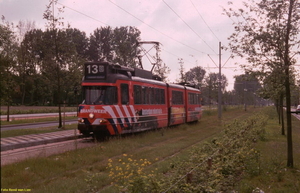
[
  {"left": 78, "top": 118, "right": 84, "bottom": 123},
  {"left": 99, "top": 119, "right": 108, "bottom": 124},
  {"left": 89, "top": 113, "right": 94, "bottom": 119}
]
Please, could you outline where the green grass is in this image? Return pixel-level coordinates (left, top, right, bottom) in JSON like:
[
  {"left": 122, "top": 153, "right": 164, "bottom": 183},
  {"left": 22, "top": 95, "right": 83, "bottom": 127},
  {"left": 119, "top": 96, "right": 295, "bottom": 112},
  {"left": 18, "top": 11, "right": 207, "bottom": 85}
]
[
  {"left": 1, "top": 106, "right": 77, "bottom": 115},
  {"left": 235, "top": 107, "right": 300, "bottom": 193},
  {"left": 1, "top": 124, "right": 76, "bottom": 138},
  {"left": 1, "top": 106, "right": 300, "bottom": 192},
  {"left": 1, "top": 116, "right": 77, "bottom": 126},
  {"left": 0, "top": 107, "right": 246, "bottom": 192}
]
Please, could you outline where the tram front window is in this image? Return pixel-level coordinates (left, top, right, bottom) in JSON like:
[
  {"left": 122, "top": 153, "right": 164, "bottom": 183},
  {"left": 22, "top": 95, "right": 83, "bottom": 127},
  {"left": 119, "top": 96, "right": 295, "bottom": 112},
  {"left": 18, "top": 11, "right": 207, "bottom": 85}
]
[{"left": 83, "top": 86, "right": 117, "bottom": 105}]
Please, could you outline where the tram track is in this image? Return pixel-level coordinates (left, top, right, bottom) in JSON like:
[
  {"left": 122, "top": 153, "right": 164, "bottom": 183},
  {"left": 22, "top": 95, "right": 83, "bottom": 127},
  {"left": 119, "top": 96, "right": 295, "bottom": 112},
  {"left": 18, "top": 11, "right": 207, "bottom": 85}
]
[
  {"left": 3, "top": 107, "right": 297, "bottom": 168},
  {"left": 1, "top": 129, "right": 81, "bottom": 152},
  {"left": 1, "top": 120, "right": 77, "bottom": 131},
  {"left": 1, "top": 138, "right": 96, "bottom": 166}
]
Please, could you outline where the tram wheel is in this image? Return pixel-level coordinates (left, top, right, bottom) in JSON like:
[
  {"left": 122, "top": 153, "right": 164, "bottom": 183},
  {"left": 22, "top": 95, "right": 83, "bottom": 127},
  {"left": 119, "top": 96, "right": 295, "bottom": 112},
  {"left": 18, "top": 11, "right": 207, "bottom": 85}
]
[{"left": 93, "top": 131, "right": 108, "bottom": 141}]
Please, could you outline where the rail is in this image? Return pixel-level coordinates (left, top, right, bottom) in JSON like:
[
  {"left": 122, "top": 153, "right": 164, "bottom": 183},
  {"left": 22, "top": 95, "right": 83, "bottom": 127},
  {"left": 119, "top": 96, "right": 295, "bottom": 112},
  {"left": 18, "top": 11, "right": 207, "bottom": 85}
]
[{"left": 0, "top": 112, "right": 77, "bottom": 121}]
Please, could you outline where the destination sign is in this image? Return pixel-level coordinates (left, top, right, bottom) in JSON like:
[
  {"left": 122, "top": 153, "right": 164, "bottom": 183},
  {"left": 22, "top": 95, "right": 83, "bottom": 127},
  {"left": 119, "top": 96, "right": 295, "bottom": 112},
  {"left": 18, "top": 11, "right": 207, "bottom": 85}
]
[{"left": 84, "top": 63, "right": 107, "bottom": 80}]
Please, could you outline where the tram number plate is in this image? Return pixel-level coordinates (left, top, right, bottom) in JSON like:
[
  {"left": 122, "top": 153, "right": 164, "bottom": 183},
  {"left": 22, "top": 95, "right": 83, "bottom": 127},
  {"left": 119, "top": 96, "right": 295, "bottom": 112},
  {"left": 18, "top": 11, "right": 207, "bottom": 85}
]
[{"left": 85, "top": 63, "right": 106, "bottom": 79}]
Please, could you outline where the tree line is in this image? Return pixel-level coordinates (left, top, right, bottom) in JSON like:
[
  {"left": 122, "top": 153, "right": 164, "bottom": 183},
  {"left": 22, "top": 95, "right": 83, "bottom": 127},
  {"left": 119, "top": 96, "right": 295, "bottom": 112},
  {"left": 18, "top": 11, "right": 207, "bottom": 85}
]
[
  {"left": 0, "top": 17, "right": 271, "bottom": 109},
  {"left": 0, "top": 18, "right": 143, "bottom": 106},
  {"left": 224, "top": 0, "right": 300, "bottom": 168}
]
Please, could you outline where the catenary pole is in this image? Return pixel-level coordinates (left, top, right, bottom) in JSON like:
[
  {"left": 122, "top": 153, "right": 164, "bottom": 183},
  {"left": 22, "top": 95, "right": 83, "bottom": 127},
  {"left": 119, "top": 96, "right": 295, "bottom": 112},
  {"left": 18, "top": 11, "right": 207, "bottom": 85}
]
[{"left": 218, "top": 42, "right": 222, "bottom": 119}]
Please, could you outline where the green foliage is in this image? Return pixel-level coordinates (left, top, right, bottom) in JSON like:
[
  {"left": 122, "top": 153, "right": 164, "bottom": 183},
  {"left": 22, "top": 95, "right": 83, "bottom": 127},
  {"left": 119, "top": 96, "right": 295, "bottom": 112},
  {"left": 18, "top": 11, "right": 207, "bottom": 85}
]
[
  {"left": 224, "top": 0, "right": 299, "bottom": 168},
  {"left": 113, "top": 26, "right": 141, "bottom": 67},
  {"left": 0, "top": 18, "right": 19, "bottom": 106},
  {"left": 2, "top": 107, "right": 300, "bottom": 192},
  {"left": 185, "top": 66, "right": 206, "bottom": 88},
  {"left": 93, "top": 112, "right": 268, "bottom": 192},
  {"left": 201, "top": 73, "right": 228, "bottom": 105},
  {"left": 2, "top": 12, "right": 142, "bottom": 106},
  {"left": 161, "top": 113, "right": 268, "bottom": 192},
  {"left": 107, "top": 154, "right": 160, "bottom": 193}
]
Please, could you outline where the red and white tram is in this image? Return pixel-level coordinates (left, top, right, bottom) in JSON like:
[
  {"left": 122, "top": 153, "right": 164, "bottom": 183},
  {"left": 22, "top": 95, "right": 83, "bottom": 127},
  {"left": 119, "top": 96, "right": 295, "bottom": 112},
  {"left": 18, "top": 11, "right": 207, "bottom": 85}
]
[{"left": 77, "top": 61, "right": 202, "bottom": 139}]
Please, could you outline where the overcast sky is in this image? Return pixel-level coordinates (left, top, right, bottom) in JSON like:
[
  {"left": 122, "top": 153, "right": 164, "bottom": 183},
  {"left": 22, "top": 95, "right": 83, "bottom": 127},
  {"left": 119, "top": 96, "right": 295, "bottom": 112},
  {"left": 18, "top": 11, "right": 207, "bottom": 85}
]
[{"left": 0, "top": 0, "right": 248, "bottom": 90}]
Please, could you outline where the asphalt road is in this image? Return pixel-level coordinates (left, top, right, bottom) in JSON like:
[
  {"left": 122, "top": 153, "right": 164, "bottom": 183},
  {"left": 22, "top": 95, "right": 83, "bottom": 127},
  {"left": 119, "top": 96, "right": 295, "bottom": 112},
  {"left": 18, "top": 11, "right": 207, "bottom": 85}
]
[
  {"left": 0, "top": 112, "right": 77, "bottom": 121},
  {"left": 1, "top": 120, "right": 77, "bottom": 131},
  {"left": 1, "top": 112, "right": 77, "bottom": 131}
]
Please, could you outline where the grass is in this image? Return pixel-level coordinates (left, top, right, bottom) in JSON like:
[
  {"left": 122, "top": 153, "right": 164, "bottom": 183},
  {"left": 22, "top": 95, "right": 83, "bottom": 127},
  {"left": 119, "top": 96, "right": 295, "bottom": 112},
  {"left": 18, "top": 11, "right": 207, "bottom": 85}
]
[
  {"left": 1, "top": 106, "right": 300, "bottom": 192},
  {"left": 0, "top": 107, "right": 248, "bottom": 192},
  {"left": 235, "top": 107, "right": 300, "bottom": 193},
  {"left": 1, "top": 106, "right": 77, "bottom": 115},
  {"left": 1, "top": 105, "right": 77, "bottom": 127},
  {"left": 1, "top": 124, "right": 76, "bottom": 138},
  {"left": 1, "top": 116, "right": 77, "bottom": 126}
]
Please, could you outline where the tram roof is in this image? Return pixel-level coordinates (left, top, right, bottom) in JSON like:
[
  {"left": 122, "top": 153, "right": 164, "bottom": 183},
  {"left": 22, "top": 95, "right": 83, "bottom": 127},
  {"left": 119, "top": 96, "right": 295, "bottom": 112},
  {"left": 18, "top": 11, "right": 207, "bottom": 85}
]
[{"left": 82, "top": 62, "right": 200, "bottom": 91}]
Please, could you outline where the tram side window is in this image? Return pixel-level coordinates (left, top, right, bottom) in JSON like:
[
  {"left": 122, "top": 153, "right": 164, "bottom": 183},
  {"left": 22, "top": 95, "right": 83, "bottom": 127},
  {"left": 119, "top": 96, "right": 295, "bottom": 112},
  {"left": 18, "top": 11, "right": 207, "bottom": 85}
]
[
  {"left": 188, "top": 93, "right": 193, "bottom": 104},
  {"left": 104, "top": 87, "right": 118, "bottom": 105},
  {"left": 134, "top": 85, "right": 165, "bottom": 105},
  {"left": 155, "top": 88, "right": 165, "bottom": 104},
  {"left": 121, "top": 84, "right": 129, "bottom": 104},
  {"left": 134, "top": 85, "right": 142, "bottom": 104},
  {"left": 195, "top": 94, "right": 200, "bottom": 104},
  {"left": 149, "top": 87, "right": 154, "bottom": 104},
  {"left": 142, "top": 86, "right": 148, "bottom": 104},
  {"left": 188, "top": 93, "right": 200, "bottom": 104},
  {"left": 161, "top": 89, "right": 166, "bottom": 104},
  {"left": 172, "top": 90, "right": 183, "bottom": 105}
]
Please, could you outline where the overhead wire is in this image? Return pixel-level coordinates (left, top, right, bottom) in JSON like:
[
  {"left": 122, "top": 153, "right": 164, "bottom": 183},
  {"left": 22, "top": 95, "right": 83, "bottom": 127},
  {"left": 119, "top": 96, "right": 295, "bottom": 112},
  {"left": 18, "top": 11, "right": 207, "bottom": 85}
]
[
  {"left": 189, "top": 0, "right": 236, "bottom": 70},
  {"left": 58, "top": 0, "right": 218, "bottom": 56},
  {"left": 57, "top": 2, "right": 109, "bottom": 26},
  {"left": 189, "top": 0, "right": 221, "bottom": 42},
  {"left": 57, "top": 0, "right": 209, "bottom": 55},
  {"left": 108, "top": 0, "right": 210, "bottom": 55},
  {"left": 162, "top": 48, "right": 238, "bottom": 70},
  {"left": 162, "top": 0, "right": 218, "bottom": 55},
  {"left": 58, "top": 0, "right": 240, "bottom": 72}
]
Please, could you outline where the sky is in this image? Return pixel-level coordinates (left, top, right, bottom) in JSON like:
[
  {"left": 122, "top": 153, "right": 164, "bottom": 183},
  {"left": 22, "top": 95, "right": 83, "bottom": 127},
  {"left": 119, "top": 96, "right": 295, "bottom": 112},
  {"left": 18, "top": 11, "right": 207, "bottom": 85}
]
[{"left": 0, "top": 0, "right": 248, "bottom": 90}]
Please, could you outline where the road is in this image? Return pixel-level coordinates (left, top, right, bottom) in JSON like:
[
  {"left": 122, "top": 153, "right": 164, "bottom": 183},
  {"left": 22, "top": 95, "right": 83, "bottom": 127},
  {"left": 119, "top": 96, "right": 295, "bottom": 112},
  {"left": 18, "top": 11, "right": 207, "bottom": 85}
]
[
  {"left": 291, "top": 107, "right": 300, "bottom": 120},
  {"left": 293, "top": 113, "right": 300, "bottom": 120},
  {"left": 1, "top": 112, "right": 77, "bottom": 131},
  {"left": 1, "top": 120, "right": 77, "bottom": 131},
  {"left": 0, "top": 112, "right": 77, "bottom": 121}
]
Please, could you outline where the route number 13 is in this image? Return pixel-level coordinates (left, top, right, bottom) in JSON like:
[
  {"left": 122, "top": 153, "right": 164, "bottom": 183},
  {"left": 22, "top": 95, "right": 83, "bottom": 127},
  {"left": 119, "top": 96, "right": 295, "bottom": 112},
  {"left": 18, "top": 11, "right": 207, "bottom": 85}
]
[{"left": 86, "top": 64, "right": 104, "bottom": 74}]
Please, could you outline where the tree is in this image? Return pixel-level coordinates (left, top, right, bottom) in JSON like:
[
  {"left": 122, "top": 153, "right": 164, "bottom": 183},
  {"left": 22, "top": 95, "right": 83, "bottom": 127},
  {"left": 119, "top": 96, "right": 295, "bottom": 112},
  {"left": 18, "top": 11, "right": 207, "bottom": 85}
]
[
  {"left": 203, "top": 73, "right": 228, "bottom": 106},
  {"left": 113, "top": 26, "right": 141, "bottom": 67},
  {"left": 152, "top": 58, "right": 170, "bottom": 82},
  {"left": 43, "top": 0, "right": 71, "bottom": 128},
  {"left": 88, "top": 26, "right": 114, "bottom": 61},
  {"left": 234, "top": 73, "right": 261, "bottom": 110},
  {"left": 258, "top": 65, "right": 288, "bottom": 135},
  {"left": 177, "top": 58, "right": 186, "bottom": 83},
  {"left": 17, "top": 28, "right": 42, "bottom": 105},
  {"left": 0, "top": 16, "right": 19, "bottom": 121},
  {"left": 185, "top": 66, "right": 206, "bottom": 88},
  {"left": 224, "top": 0, "right": 300, "bottom": 167},
  {"left": 63, "top": 28, "right": 88, "bottom": 105}
]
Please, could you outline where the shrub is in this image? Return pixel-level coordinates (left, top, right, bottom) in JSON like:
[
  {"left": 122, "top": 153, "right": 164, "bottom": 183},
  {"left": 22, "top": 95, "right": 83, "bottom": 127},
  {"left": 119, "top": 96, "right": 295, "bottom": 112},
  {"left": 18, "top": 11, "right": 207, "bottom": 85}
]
[
  {"left": 93, "top": 112, "right": 268, "bottom": 192},
  {"left": 160, "top": 113, "right": 268, "bottom": 192},
  {"left": 107, "top": 154, "right": 161, "bottom": 193}
]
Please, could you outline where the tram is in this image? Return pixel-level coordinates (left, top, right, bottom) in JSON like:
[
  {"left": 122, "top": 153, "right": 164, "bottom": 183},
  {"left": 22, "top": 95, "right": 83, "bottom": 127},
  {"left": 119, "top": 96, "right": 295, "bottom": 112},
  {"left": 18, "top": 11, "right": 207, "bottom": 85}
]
[{"left": 77, "top": 61, "right": 202, "bottom": 139}]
